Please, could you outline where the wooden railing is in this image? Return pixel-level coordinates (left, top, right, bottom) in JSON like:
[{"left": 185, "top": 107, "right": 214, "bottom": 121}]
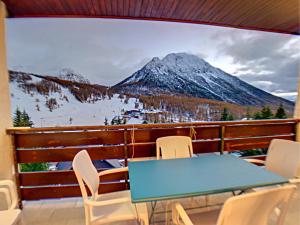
[{"left": 7, "top": 119, "right": 299, "bottom": 202}]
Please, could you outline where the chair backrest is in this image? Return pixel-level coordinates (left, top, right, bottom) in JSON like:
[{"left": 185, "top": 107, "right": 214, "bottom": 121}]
[
  {"left": 72, "top": 150, "right": 99, "bottom": 200},
  {"left": 216, "top": 185, "right": 296, "bottom": 225},
  {"left": 156, "top": 136, "right": 193, "bottom": 160},
  {"left": 265, "top": 139, "right": 300, "bottom": 179}
]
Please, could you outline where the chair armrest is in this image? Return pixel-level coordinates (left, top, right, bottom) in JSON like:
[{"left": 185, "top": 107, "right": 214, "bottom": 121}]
[
  {"left": 98, "top": 167, "right": 128, "bottom": 177},
  {"left": 0, "top": 180, "right": 18, "bottom": 209},
  {"left": 172, "top": 203, "right": 194, "bottom": 225},
  {"left": 244, "top": 158, "right": 266, "bottom": 165},
  {"left": 84, "top": 197, "right": 131, "bottom": 207},
  {"left": 289, "top": 178, "right": 300, "bottom": 184}
]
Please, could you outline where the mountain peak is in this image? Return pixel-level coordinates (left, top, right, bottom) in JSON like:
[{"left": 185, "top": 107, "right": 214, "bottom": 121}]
[
  {"left": 58, "top": 68, "right": 90, "bottom": 84},
  {"left": 163, "top": 52, "right": 202, "bottom": 60},
  {"left": 161, "top": 52, "right": 208, "bottom": 71}
]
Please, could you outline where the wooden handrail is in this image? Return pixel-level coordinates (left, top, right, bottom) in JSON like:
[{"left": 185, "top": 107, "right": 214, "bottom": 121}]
[{"left": 6, "top": 118, "right": 300, "bottom": 134}]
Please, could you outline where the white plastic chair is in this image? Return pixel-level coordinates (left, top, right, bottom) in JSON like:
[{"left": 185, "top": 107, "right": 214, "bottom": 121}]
[
  {"left": 0, "top": 180, "right": 24, "bottom": 225},
  {"left": 156, "top": 136, "right": 197, "bottom": 224},
  {"left": 172, "top": 185, "right": 296, "bottom": 225},
  {"left": 245, "top": 139, "right": 300, "bottom": 184},
  {"left": 72, "top": 150, "right": 149, "bottom": 225},
  {"left": 156, "top": 136, "right": 193, "bottom": 160}
]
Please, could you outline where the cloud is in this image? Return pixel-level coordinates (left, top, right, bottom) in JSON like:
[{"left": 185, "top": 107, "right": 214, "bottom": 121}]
[
  {"left": 6, "top": 18, "right": 299, "bottom": 94},
  {"left": 215, "top": 30, "right": 300, "bottom": 93}
]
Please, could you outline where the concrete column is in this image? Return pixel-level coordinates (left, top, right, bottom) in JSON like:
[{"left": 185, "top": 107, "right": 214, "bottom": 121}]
[
  {"left": 0, "top": 1, "right": 14, "bottom": 180},
  {"left": 294, "top": 72, "right": 300, "bottom": 142}
]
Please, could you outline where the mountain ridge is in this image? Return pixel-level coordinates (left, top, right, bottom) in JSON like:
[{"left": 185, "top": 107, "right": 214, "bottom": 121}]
[
  {"left": 8, "top": 52, "right": 295, "bottom": 126},
  {"left": 113, "top": 53, "right": 293, "bottom": 109}
]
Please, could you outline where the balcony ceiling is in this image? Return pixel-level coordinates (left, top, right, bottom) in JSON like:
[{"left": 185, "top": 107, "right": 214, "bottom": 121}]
[{"left": 2, "top": 0, "right": 300, "bottom": 35}]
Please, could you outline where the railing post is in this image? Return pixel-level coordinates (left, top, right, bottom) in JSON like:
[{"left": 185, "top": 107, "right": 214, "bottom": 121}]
[
  {"left": 123, "top": 128, "right": 129, "bottom": 189},
  {"left": 294, "top": 73, "right": 300, "bottom": 142},
  {"left": 219, "top": 125, "right": 225, "bottom": 154}
]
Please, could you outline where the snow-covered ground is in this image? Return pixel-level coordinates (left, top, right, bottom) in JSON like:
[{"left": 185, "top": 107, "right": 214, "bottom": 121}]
[{"left": 10, "top": 76, "right": 143, "bottom": 127}]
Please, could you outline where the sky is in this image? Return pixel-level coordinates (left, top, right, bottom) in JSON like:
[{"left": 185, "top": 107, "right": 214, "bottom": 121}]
[{"left": 6, "top": 18, "right": 300, "bottom": 100}]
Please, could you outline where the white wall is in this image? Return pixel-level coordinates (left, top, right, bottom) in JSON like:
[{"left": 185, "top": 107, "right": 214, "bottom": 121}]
[{"left": 0, "top": 1, "right": 14, "bottom": 180}]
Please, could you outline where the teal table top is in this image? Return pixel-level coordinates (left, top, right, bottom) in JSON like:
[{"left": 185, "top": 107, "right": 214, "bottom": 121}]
[{"left": 128, "top": 154, "right": 288, "bottom": 203}]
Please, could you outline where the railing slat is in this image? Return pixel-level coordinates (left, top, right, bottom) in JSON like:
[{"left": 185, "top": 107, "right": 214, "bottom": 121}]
[
  {"left": 224, "top": 134, "right": 295, "bottom": 151},
  {"left": 16, "top": 130, "right": 125, "bottom": 148},
  {"left": 126, "top": 126, "right": 220, "bottom": 143},
  {"left": 20, "top": 182, "right": 127, "bottom": 200},
  {"left": 17, "top": 146, "right": 125, "bottom": 163},
  {"left": 19, "top": 170, "right": 128, "bottom": 186},
  {"left": 225, "top": 123, "right": 295, "bottom": 138}
]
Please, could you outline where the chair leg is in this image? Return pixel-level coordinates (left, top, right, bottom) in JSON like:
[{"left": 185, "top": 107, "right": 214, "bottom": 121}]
[
  {"left": 139, "top": 215, "right": 149, "bottom": 225},
  {"left": 135, "top": 203, "right": 149, "bottom": 225},
  {"left": 190, "top": 197, "right": 196, "bottom": 207},
  {"left": 149, "top": 201, "right": 157, "bottom": 224},
  {"left": 165, "top": 200, "right": 172, "bottom": 225},
  {"left": 18, "top": 215, "right": 26, "bottom": 225},
  {"left": 205, "top": 195, "right": 210, "bottom": 206}
]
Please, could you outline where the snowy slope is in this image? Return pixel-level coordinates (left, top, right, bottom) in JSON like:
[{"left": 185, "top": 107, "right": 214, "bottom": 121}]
[
  {"left": 113, "top": 53, "right": 294, "bottom": 109},
  {"left": 10, "top": 72, "right": 143, "bottom": 127},
  {"left": 58, "top": 68, "right": 90, "bottom": 84}
]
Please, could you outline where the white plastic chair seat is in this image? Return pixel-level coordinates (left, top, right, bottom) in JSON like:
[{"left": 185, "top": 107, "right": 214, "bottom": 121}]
[
  {"left": 91, "top": 191, "right": 137, "bottom": 223},
  {"left": 187, "top": 208, "right": 221, "bottom": 225},
  {"left": 0, "top": 209, "right": 22, "bottom": 225}
]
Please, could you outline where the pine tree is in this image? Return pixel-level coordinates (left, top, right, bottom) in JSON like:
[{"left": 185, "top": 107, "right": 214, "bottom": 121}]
[
  {"left": 246, "top": 107, "right": 251, "bottom": 120},
  {"left": 220, "top": 108, "right": 234, "bottom": 121},
  {"left": 253, "top": 111, "right": 261, "bottom": 120},
  {"left": 13, "top": 108, "right": 33, "bottom": 127},
  {"left": 21, "top": 110, "right": 33, "bottom": 127},
  {"left": 220, "top": 108, "right": 229, "bottom": 121},
  {"left": 228, "top": 113, "right": 234, "bottom": 121},
  {"left": 13, "top": 108, "right": 22, "bottom": 127},
  {"left": 104, "top": 117, "right": 109, "bottom": 125},
  {"left": 274, "top": 104, "right": 287, "bottom": 119},
  {"left": 260, "top": 106, "right": 273, "bottom": 119}
]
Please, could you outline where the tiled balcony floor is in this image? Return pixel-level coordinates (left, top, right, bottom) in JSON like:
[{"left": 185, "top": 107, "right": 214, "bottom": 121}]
[{"left": 22, "top": 187, "right": 300, "bottom": 225}]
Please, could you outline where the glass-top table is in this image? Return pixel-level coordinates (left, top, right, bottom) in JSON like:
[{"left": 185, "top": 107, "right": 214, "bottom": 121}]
[{"left": 128, "top": 154, "right": 288, "bottom": 203}]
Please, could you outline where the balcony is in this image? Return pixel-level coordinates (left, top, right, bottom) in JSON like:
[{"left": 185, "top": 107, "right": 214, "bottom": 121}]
[
  {"left": 1, "top": 1, "right": 300, "bottom": 225},
  {"left": 20, "top": 188, "right": 300, "bottom": 225},
  {"left": 6, "top": 119, "right": 300, "bottom": 224}
]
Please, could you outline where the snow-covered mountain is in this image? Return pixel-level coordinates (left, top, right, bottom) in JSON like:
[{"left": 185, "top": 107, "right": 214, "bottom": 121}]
[
  {"left": 9, "top": 53, "right": 295, "bottom": 127},
  {"left": 9, "top": 71, "right": 143, "bottom": 126},
  {"left": 58, "top": 68, "right": 90, "bottom": 84},
  {"left": 113, "top": 53, "right": 293, "bottom": 109}
]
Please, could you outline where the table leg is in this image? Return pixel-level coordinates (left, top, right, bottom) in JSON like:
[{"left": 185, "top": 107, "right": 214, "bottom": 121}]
[{"left": 149, "top": 201, "right": 157, "bottom": 224}]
